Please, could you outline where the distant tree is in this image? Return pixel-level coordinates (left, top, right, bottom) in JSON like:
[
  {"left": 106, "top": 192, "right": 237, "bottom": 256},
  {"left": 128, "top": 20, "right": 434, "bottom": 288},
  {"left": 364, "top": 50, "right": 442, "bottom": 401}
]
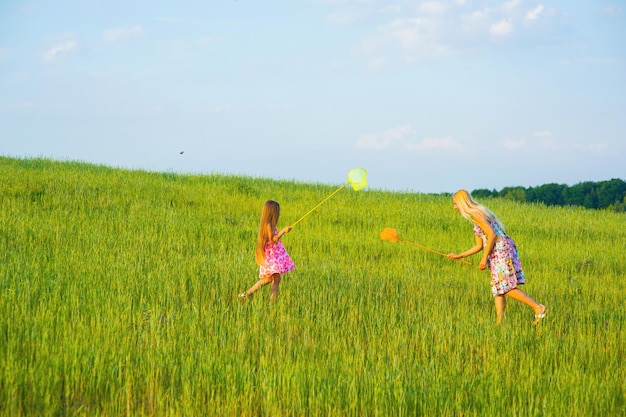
[
  {"left": 583, "top": 193, "right": 597, "bottom": 210},
  {"left": 597, "top": 179, "right": 626, "bottom": 209},
  {"left": 527, "top": 183, "right": 566, "bottom": 206},
  {"left": 472, "top": 188, "right": 498, "bottom": 199},
  {"left": 563, "top": 181, "right": 596, "bottom": 208},
  {"left": 615, "top": 196, "right": 626, "bottom": 213},
  {"left": 467, "top": 179, "right": 625, "bottom": 212},
  {"left": 500, "top": 186, "right": 526, "bottom": 203}
]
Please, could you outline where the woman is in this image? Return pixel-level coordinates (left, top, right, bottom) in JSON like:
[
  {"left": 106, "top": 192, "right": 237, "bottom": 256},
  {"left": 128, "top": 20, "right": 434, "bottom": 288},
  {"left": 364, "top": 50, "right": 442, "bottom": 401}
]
[{"left": 447, "top": 190, "right": 547, "bottom": 324}]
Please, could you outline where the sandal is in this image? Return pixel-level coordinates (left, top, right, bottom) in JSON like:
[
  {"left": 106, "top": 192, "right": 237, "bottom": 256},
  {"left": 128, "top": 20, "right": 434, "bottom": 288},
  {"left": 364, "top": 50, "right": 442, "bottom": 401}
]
[
  {"left": 238, "top": 292, "right": 247, "bottom": 299},
  {"left": 532, "top": 305, "right": 547, "bottom": 325}
]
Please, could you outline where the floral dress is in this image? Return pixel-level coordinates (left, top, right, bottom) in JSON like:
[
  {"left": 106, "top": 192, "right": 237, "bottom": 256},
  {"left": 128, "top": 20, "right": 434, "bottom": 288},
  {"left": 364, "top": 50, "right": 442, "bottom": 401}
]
[
  {"left": 259, "top": 229, "right": 296, "bottom": 278},
  {"left": 473, "top": 222, "right": 525, "bottom": 297}
]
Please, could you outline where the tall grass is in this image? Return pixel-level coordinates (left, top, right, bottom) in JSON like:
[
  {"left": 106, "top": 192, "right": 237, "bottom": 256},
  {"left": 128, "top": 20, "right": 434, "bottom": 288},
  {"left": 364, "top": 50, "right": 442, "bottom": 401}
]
[{"left": 0, "top": 156, "right": 624, "bottom": 416}]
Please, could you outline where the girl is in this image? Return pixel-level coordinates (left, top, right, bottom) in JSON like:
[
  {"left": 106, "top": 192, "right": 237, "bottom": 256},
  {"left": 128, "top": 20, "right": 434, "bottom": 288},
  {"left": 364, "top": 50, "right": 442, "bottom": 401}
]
[
  {"left": 239, "top": 200, "right": 295, "bottom": 300},
  {"left": 447, "top": 190, "right": 547, "bottom": 325}
]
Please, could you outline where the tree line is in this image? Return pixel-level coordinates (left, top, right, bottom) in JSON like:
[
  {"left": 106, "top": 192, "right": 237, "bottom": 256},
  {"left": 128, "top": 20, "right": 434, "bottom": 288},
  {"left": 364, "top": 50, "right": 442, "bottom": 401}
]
[{"left": 472, "top": 178, "right": 626, "bottom": 212}]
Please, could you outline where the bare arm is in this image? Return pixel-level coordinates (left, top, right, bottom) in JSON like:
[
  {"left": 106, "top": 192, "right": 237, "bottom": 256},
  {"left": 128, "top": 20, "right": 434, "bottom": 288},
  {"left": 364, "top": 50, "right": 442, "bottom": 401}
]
[
  {"left": 271, "top": 225, "right": 292, "bottom": 243},
  {"left": 447, "top": 214, "right": 496, "bottom": 270},
  {"left": 473, "top": 215, "right": 496, "bottom": 270},
  {"left": 447, "top": 235, "right": 483, "bottom": 260}
]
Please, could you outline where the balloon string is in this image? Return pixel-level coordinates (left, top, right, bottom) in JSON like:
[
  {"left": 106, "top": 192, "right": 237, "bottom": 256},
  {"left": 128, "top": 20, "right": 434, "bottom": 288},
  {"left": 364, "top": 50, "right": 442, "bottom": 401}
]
[
  {"left": 291, "top": 182, "right": 348, "bottom": 228},
  {"left": 400, "top": 238, "right": 472, "bottom": 265}
]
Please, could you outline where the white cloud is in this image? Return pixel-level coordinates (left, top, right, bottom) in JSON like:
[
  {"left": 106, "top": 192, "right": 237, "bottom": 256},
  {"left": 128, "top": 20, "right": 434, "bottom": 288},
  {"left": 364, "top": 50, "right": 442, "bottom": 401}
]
[
  {"left": 365, "top": 56, "right": 389, "bottom": 71},
  {"left": 525, "top": 5, "right": 544, "bottom": 21},
  {"left": 490, "top": 19, "right": 513, "bottom": 36},
  {"left": 501, "top": 137, "right": 527, "bottom": 150},
  {"left": 420, "top": 1, "right": 446, "bottom": 14},
  {"left": 348, "top": 0, "right": 557, "bottom": 66},
  {"left": 502, "top": 0, "right": 521, "bottom": 11},
  {"left": 533, "top": 130, "right": 553, "bottom": 138},
  {"left": 405, "top": 136, "right": 465, "bottom": 152},
  {"left": 102, "top": 25, "right": 145, "bottom": 43},
  {"left": 538, "top": 138, "right": 608, "bottom": 152},
  {"left": 43, "top": 41, "right": 79, "bottom": 62},
  {"left": 44, "top": 32, "right": 76, "bottom": 43},
  {"left": 358, "top": 1, "right": 549, "bottom": 61},
  {"left": 603, "top": 5, "right": 623, "bottom": 16},
  {"left": 386, "top": 18, "right": 430, "bottom": 48},
  {"left": 323, "top": 2, "right": 395, "bottom": 25},
  {"left": 356, "top": 125, "right": 414, "bottom": 150},
  {"left": 464, "top": 8, "right": 493, "bottom": 22},
  {"left": 501, "top": 133, "right": 607, "bottom": 153},
  {"left": 368, "top": 17, "right": 453, "bottom": 57},
  {"left": 357, "top": 127, "right": 465, "bottom": 153}
]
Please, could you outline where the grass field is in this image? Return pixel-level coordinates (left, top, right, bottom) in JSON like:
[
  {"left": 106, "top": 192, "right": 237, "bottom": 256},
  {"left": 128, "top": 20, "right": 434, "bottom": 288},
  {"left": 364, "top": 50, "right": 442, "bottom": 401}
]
[{"left": 0, "top": 156, "right": 624, "bottom": 416}]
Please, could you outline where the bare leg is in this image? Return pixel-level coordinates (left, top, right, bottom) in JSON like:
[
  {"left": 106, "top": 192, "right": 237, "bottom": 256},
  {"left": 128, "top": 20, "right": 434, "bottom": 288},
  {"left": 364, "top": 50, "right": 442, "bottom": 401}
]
[
  {"left": 505, "top": 288, "right": 547, "bottom": 324},
  {"left": 245, "top": 275, "right": 273, "bottom": 297},
  {"left": 494, "top": 295, "right": 506, "bottom": 324},
  {"left": 505, "top": 288, "right": 544, "bottom": 312},
  {"left": 270, "top": 274, "right": 281, "bottom": 300}
]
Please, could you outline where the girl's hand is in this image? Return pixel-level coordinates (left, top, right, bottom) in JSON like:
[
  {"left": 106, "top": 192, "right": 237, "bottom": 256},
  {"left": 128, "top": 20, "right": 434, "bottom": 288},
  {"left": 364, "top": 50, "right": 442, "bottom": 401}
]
[
  {"left": 273, "top": 226, "right": 292, "bottom": 242},
  {"left": 447, "top": 253, "right": 461, "bottom": 260}
]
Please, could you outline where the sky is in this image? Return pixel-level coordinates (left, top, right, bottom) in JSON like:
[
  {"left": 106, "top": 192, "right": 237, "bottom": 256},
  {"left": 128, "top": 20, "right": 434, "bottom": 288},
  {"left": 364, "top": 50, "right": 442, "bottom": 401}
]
[{"left": 1, "top": 0, "right": 625, "bottom": 194}]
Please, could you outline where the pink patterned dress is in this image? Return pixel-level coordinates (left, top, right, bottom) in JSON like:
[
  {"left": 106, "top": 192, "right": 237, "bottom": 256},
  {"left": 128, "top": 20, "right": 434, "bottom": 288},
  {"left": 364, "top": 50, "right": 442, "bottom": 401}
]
[
  {"left": 259, "top": 229, "right": 296, "bottom": 278},
  {"left": 473, "top": 222, "right": 525, "bottom": 297}
]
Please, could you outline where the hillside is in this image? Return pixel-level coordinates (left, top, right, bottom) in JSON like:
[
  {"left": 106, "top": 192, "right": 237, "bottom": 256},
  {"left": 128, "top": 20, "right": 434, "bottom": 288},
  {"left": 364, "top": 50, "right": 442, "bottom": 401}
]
[{"left": 1, "top": 156, "right": 624, "bottom": 416}]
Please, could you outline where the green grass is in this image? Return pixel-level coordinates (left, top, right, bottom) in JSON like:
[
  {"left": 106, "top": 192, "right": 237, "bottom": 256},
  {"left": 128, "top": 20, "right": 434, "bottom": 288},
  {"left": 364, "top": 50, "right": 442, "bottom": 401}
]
[{"left": 1, "top": 156, "right": 624, "bottom": 416}]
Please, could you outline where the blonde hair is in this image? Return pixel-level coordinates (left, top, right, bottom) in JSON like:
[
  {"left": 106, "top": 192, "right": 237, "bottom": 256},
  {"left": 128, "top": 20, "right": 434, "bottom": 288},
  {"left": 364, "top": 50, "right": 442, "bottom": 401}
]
[
  {"left": 452, "top": 189, "right": 505, "bottom": 232},
  {"left": 255, "top": 200, "right": 280, "bottom": 265}
]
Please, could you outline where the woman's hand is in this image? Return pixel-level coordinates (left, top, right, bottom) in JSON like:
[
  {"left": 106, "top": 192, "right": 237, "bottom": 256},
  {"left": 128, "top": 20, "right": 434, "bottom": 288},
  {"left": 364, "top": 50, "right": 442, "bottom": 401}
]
[{"left": 479, "top": 258, "right": 488, "bottom": 270}]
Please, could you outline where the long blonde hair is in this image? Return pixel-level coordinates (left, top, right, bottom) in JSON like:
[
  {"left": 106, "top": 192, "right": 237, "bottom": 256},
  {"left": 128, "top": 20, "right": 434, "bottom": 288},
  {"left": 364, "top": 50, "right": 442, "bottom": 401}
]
[
  {"left": 452, "top": 189, "right": 505, "bottom": 232},
  {"left": 255, "top": 200, "right": 280, "bottom": 265}
]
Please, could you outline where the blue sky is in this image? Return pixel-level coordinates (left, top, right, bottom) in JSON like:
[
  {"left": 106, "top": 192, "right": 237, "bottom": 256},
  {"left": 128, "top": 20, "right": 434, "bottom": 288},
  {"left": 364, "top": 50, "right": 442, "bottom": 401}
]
[{"left": 1, "top": 1, "right": 624, "bottom": 193}]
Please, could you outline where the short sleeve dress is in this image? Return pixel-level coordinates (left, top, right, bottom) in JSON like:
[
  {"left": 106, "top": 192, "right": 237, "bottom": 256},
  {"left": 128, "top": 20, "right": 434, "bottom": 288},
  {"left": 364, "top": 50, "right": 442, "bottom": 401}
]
[
  {"left": 473, "top": 222, "right": 525, "bottom": 297},
  {"left": 259, "top": 229, "right": 296, "bottom": 278}
]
